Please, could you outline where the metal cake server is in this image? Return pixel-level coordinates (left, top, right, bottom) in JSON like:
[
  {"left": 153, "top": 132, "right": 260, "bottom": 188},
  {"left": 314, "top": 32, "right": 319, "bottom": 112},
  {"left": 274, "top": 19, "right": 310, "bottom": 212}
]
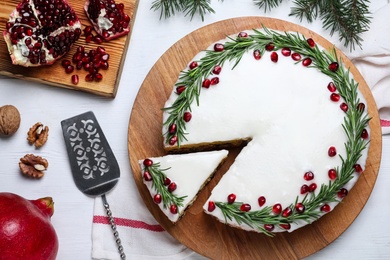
[{"left": 61, "top": 111, "right": 126, "bottom": 259}]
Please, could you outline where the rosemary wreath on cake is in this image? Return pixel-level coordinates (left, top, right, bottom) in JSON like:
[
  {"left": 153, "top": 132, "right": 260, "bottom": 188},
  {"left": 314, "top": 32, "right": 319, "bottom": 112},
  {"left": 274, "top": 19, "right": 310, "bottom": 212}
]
[{"left": 161, "top": 27, "right": 370, "bottom": 235}]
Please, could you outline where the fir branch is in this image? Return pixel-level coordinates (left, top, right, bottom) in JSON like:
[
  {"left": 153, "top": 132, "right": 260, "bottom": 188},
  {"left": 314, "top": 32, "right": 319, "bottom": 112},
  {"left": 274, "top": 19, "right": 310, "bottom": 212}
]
[
  {"left": 182, "top": 0, "right": 215, "bottom": 21},
  {"left": 150, "top": 0, "right": 184, "bottom": 20},
  {"left": 253, "top": 0, "right": 284, "bottom": 12}
]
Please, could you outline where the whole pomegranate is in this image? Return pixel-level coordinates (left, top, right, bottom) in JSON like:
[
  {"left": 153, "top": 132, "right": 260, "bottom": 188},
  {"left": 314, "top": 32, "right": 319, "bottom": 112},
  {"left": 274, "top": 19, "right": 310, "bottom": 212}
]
[
  {"left": 3, "top": 0, "right": 82, "bottom": 67},
  {"left": 0, "top": 192, "right": 59, "bottom": 260}
]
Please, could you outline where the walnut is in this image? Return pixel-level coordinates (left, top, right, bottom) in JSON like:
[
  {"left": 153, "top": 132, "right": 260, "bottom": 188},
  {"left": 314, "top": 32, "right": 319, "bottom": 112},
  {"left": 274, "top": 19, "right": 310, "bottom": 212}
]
[
  {"left": 0, "top": 105, "right": 21, "bottom": 136},
  {"left": 27, "top": 122, "right": 49, "bottom": 148},
  {"left": 19, "top": 154, "right": 48, "bottom": 178}
]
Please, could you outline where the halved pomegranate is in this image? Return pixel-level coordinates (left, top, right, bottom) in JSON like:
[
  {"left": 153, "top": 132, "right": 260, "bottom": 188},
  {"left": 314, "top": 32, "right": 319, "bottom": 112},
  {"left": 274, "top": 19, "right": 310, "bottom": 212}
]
[
  {"left": 3, "top": 0, "right": 82, "bottom": 67},
  {"left": 84, "top": 0, "right": 130, "bottom": 41}
]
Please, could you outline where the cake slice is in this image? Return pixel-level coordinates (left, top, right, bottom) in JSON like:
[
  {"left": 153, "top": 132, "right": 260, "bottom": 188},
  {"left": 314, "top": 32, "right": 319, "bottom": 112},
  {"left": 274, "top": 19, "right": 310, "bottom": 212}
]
[{"left": 139, "top": 150, "right": 228, "bottom": 223}]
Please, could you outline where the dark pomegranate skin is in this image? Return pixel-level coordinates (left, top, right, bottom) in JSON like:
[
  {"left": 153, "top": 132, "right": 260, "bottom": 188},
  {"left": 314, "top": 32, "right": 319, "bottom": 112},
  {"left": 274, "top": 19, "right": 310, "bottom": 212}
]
[{"left": 0, "top": 192, "right": 59, "bottom": 260}]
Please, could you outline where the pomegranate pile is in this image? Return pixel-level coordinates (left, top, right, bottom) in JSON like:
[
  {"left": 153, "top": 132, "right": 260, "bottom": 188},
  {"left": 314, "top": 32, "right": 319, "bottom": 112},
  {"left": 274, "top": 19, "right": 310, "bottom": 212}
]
[{"left": 3, "top": 0, "right": 82, "bottom": 67}]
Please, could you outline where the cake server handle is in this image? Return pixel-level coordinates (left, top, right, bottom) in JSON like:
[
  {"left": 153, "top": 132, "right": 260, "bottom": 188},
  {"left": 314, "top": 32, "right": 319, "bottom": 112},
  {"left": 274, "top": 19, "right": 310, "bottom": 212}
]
[{"left": 102, "top": 194, "right": 126, "bottom": 259}]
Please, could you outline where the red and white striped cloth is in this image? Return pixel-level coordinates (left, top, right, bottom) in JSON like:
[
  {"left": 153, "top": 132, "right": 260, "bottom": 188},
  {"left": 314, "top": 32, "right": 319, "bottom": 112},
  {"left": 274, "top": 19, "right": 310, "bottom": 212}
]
[{"left": 92, "top": 3, "right": 390, "bottom": 260}]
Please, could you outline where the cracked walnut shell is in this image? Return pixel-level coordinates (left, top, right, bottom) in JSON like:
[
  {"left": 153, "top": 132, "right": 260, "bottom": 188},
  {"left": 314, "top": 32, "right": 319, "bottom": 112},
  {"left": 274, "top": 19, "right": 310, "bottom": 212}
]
[
  {"left": 0, "top": 105, "right": 21, "bottom": 136},
  {"left": 19, "top": 154, "right": 48, "bottom": 178},
  {"left": 27, "top": 122, "right": 49, "bottom": 148}
]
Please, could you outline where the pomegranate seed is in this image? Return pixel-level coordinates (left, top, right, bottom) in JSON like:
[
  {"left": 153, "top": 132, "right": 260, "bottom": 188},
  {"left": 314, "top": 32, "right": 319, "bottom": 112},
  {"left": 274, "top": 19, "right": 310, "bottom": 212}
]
[
  {"left": 357, "top": 103, "right": 365, "bottom": 112},
  {"left": 83, "top": 26, "right": 93, "bottom": 36},
  {"left": 238, "top": 32, "right": 248, "bottom": 37},
  {"left": 101, "top": 54, "right": 110, "bottom": 61},
  {"left": 143, "top": 159, "right": 153, "bottom": 167},
  {"left": 95, "top": 73, "right": 103, "bottom": 82},
  {"left": 353, "top": 164, "right": 363, "bottom": 173},
  {"left": 202, "top": 79, "right": 211, "bottom": 88},
  {"left": 77, "top": 46, "right": 85, "bottom": 53},
  {"left": 303, "top": 171, "right": 314, "bottom": 181},
  {"left": 265, "top": 42, "right": 275, "bottom": 51},
  {"left": 240, "top": 203, "right": 251, "bottom": 212},
  {"left": 279, "top": 223, "right": 291, "bottom": 230},
  {"left": 282, "top": 207, "right": 292, "bottom": 217},
  {"left": 337, "top": 188, "right": 348, "bottom": 198},
  {"left": 168, "top": 124, "right": 177, "bottom": 134},
  {"left": 281, "top": 47, "right": 291, "bottom": 56},
  {"left": 96, "top": 46, "right": 106, "bottom": 55},
  {"left": 183, "top": 112, "right": 192, "bottom": 122},
  {"left": 61, "top": 59, "right": 71, "bottom": 67},
  {"left": 214, "top": 43, "right": 224, "bottom": 52},
  {"left": 309, "top": 183, "right": 317, "bottom": 192},
  {"left": 307, "top": 38, "right": 315, "bottom": 47},
  {"left": 300, "top": 184, "right": 309, "bottom": 194},
  {"left": 329, "top": 62, "right": 339, "bottom": 72},
  {"left": 153, "top": 194, "right": 162, "bottom": 204},
  {"left": 208, "top": 201, "right": 216, "bottom": 212},
  {"left": 258, "top": 196, "right": 266, "bottom": 207},
  {"left": 295, "top": 203, "right": 305, "bottom": 214},
  {"left": 176, "top": 86, "right": 186, "bottom": 94},
  {"left": 85, "top": 73, "right": 94, "bottom": 82},
  {"left": 272, "top": 203, "right": 282, "bottom": 215},
  {"left": 320, "top": 204, "right": 331, "bottom": 212},
  {"left": 101, "top": 61, "right": 109, "bottom": 70},
  {"left": 210, "top": 77, "right": 219, "bottom": 85},
  {"left": 189, "top": 61, "right": 198, "bottom": 70},
  {"left": 143, "top": 171, "right": 152, "bottom": 181},
  {"left": 169, "top": 136, "right": 177, "bottom": 145},
  {"left": 71, "top": 74, "right": 79, "bottom": 85},
  {"left": 328, "top": 146, "right": 337, "bottom": 157},
  {"left": 65, "top": 65, "right": 74, "bottom": 74},
  {"left": 170, "top": 204, "right": 178, "bottom": 214},
  {"left": 212, "top": 65, "right": 222, "bottom": 74},
  {"left": 340, "top": 103, "right": 348, "bottom": 112},
  {"left": 168, "top": 182, "right": 177, "bottom": 192},
  {"left": 227, "top": 193, "right": 236, "bottom": 204},
  {"left": 270, "top": 52, "right": 278, "bottom": 63},
  {"left": 163, "top": 177, "right": 171, "bottom": 186},
  {"left": 264, "top": 224, "right": 274, "bottom": 232},
  {"left": 291, "top": 53, "right": 301, "bottom": 61},
  {"left": 327, "top": 82, "right": 337, "bottom": 92},
  {"left": 330, "top": 93, "right": 340, "bottom": 102},
  {"left": 85, "top": 34, "right": 94, "bottom": 43},
  {"left": 253, "top": 49, "right": 261, "bottom": 60},
  {"left": 302, "top": 58, "right": 312, "bottom": 66},
  {"left": 328, "top": 169, "right": 337, "bottom": 180},
  {"left": 361, "top": 129, "right": 369, "bottom": 139},
  {"left": 94, "top": 35, "right": 103, "bottom": 44}
]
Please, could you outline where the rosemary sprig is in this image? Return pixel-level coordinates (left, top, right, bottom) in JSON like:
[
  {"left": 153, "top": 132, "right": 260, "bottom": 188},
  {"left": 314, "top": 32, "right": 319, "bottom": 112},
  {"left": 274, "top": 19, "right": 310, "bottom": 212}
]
[
  {"left": 144, "top": 162, "right": 187, "bottom": 209},
  {"left": 163, "top": 27, "right": 370, "bottom": 235}
]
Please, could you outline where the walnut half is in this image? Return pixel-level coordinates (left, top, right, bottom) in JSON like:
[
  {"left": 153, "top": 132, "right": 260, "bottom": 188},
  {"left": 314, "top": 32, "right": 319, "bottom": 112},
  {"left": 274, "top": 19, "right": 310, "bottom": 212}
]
[
  {"left": 19, "top": 154, "right": 49, "bottom": 178},
  {"left": 27, "top": 122, "right": 49, "bottom": 148}
]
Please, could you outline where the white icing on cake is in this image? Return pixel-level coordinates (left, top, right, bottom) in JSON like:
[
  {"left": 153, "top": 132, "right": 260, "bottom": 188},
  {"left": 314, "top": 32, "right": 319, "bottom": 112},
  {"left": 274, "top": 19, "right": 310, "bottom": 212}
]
[
  {"left": 161, "top": 29, "right": 370, "bottom": 233},
  {"left": 140, "top": 150, "right": 228, "bottom": 222}
]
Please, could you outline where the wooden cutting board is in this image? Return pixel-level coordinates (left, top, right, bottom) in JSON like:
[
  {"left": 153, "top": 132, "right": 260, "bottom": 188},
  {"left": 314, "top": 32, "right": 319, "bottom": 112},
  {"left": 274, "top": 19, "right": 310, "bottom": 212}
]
[
  {"left": 128, "top": 17, "right": 382, "bottom": 259},
  {"left": 0, "top": 0, "right": 139, "bottom": 98}
]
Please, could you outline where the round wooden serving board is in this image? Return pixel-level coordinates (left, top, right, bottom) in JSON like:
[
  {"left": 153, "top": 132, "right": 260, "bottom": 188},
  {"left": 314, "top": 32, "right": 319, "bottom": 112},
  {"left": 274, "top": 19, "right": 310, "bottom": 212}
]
[{"left": 128, "top": 17, "right": 382, "bottom": 259}]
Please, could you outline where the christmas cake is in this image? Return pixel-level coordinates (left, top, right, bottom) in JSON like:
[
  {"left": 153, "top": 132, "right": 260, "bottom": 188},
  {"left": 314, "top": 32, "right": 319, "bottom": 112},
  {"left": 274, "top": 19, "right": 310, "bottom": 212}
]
[
  {"left": 159, "top": 28, "right": 370, "bottom": 235},
  {"left": 140, "top": 150, "right": 228, "bottom": 223}
]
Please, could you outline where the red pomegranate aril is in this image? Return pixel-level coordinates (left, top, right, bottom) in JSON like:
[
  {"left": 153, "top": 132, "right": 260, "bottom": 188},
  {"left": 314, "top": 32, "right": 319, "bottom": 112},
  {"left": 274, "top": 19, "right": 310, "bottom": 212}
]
[
  {"left": 168, "top": 124, "right": 177, "bottom": 134},
  {"left": 337, "top": 188, "right": 348, "bottom": 198},
  {"left": 328, "top": 146, "right": 337, "bottom": 157},
  {"left": 253, "top": 49, "right": 261, "bottom": 60},
  {"left": 85, "top": 73, "right": 94, "bottom": 82},
  {"left": 264, "top": 224, "right": 274, "bottom": 232},
  {"left": 169, "top": 136, "right": 178, "bottom": 146},
  {"left": 143, "top": 159, "right": 153, "bottom": 167},
  {"left": 340, "top": 102, "right": 348, "bottom": 112},
  {"left": 168, "top": 182, "right": 177, "bottom": 193},
  {"left": 183, "top": 112, "right": 192, "bottom": 122},
  {"left": 212, "top": 65, "right": 222, "bottom": 75},
  {"left": 83, "top": 26, "right": 93, "bottom": 36},
  {"left": 328, "top": 169, "right": 337, "bottom": 180},
  {"left": 65, "top": 65, "right": 74, "bottom": 74},
  {"left": 163, "top": 177, "right": 171, "bottom": 186},
  {"left": 101, "top": 54, "right": 109, "bottom": 61},
  {"left": 208, "top": 201, "right": 216, "bottom": 212},
  {"left": 353, "top": 164, "right": 363, "bottom": 173},
  {"left": 240, "top": 203, "right": 251, "bottom": 212},
  {"left": 85, "top": 34, "right": 94, "bottom": 43},
  {"left": 282, "top": 207, "right": 292, "bottom": 218},
  {"left": 303, "top": 171, "right": 314, "bottom": 181},
  {"left": 95, "top": 73, "right": 103, "bottom": 82},
  {"left": 270, "top": 52, "right": 278, "bottom": 63},
  {"left": 300, "top": 184, "right": 309, "bottom": 194},
  {"left": 143, "top": 171, "right": 152, "bottom": 181},
  {"left": 96, "top": 46, "right": 106, "bottom": 55},
  {"left": 258, "top": 196, "right": 266, "bottom": 207},
  {"left": 330, "top": 93, "right": 340, "bottom": 102},
  {"left": 61, "top": 59, "right": 71, "bottom": 67},
  {"left": 361, "top": 129, "right": 369, "bottom": 139},
  {"left": 291, "top": 53, "right": 301, "bottom": 61},
  {"left": 189, "top": 61, "right": 198, "bottom": 69},
  {"left": 214, "top": 43, "right": 224, "bottom": 52},
  {"left": 357, "top": 103, "right": 365, "bottom": 112},
  {"left": 327, "top": 82, "right": 337, "bottom": 92},
  {"left": 227, "top": 193, "right": 236, "bottom": 204},
  {"left": 309, "top": 183, "right": 317, "bottom": 192},
  {"left": 202, "top": 79, "right": 211, "bottom": 88},
  {"left": 329, "top": 62, "right": 339, "bottom": 72},
  {"left": 280, "top": 223, "right": 291, "bottom": 230},
  {"left": 238, "top": 31, "right": 248, "bottom": 38},
  {"left": 153, "top": 194, "right": 162, "bottom": 204},
  {"left": 281, "top": 47, "right": 291, "bottom": 56},
  {"left": 101, "top": 61, "right": 109, "bottom": 70},
  {"left": 295, "top": 203, "right": 305, "bottom": 214},
  {"left": 272, "top": 203, "right": 282, "bottom": 215},
  {"left": 176, "top": 86, "right": 186, "bottom": 95},
  {"left": 307, "top": 38, "right": 315, "bottom": 47},
  {"left": 320, "top": 204, "right": 331, "bottom": 212},
  {"left": 210, "top": 77, "right": 219, "bottom": 85},
  {"left": 265, "top": 42, "right": 275, "bottom": 51},
  {"left": 170, "top": 204, "right": 178, "bottom": 214},
  {"left": 71, "top": 74, "right": 79, "bottom": 85},
  {"left": 302, "top": 58, "right": 312, "bottom": 66}
]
